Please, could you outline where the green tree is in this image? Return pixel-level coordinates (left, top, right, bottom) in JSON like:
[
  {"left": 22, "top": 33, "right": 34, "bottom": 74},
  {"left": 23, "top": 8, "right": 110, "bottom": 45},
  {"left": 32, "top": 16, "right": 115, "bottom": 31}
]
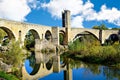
[
  {"left": 24, "top": 31, "right": 35, "bottom": 50},
  {"left": 100, "top": 24, "right": 108, "bottom": 30},
  {"left": 92, "top": 24, "right": 108, "bottom": 30},
  {"left": 5, "top": 41, "right": 24, "bottom": 67},
  {"left": 92, "top": 26, "right": 100, "bottom": 29},
  {"left": 0, "top": 29, "right": 7, "bottom": 44},
  {"left": 111, "top": 27, "right": 120, "bottom": 30}
]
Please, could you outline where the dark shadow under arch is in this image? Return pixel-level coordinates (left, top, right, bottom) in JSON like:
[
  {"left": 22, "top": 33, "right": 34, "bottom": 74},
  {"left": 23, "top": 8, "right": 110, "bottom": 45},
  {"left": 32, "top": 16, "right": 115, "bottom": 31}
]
[
  {"left": 30, "top": 63, "right": 41, "bottom": 75},
  {"left": 0, "top": 26, "right": 15, "bottom": 40},
  {"left": 24, "top": 29, "right": 40, "bottom": 51},
  {"left": 84, "top": 31, "right": 99, "bottom": 40},
  {"left": 59, "top": 30, "right": 66, "bottom": 45},
  {"left": 29, "top": 29, "right": 40, "bottom": 39},
  {"left": 74, "top": 31, "right": 99, "bottom": 41},
  {"left": 46, "top": 59, "right": 53, "bottom": 70},
  {"left": 105, "top": 34, "right": 119, "bottom": 45},
  {"left": 45, "top": 30, "right": 52, "bottom": 41}
]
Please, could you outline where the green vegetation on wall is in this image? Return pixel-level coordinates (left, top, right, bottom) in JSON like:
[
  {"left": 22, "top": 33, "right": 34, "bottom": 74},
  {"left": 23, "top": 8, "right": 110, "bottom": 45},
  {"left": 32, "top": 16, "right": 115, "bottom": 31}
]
[{"left": 59, "top": 33, "right": 64, "bottom": 45}]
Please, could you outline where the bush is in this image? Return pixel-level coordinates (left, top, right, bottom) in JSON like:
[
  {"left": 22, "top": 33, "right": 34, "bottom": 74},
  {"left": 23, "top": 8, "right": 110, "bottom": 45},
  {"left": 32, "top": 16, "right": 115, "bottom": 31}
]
[
  {"left": 5, "top": 41, "right": 24, "bottom": 67},
  {"left": 0, "top": 40, "right": 24, "bottom": 79},
  {"left": 0, "top": 71, "right": 19, "bottom": 80},
  {"left": 67, "top": 36, "right": 120, "bottom": 64}
]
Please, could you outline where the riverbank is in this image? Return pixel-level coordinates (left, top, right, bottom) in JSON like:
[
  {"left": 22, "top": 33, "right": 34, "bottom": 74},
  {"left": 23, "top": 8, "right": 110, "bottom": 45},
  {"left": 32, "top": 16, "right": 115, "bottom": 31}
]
[{"left": 64, "top": 41, "right": 120, "bottom": 65}]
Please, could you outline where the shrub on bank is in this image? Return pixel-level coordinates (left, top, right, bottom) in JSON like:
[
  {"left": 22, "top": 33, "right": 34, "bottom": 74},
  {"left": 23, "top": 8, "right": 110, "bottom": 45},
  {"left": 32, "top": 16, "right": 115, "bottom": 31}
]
[
  {"left": 67, "top": 38, "right": 120, "bottom": 64},
  {"left": 0, "top": 71, "right": 19, "bottom": 80},
  {"left": 81, "top": 46, "right": 119, "bottom": 64}
]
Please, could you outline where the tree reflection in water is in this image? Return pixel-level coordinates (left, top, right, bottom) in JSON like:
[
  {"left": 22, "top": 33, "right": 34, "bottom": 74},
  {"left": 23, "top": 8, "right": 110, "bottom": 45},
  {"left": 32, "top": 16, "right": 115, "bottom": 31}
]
[
  {"left": 62, "top": 58, "right": 120, "bottom": 80},
  {"left": 28, "top": 52, "right": 36, "bottom": 69}
]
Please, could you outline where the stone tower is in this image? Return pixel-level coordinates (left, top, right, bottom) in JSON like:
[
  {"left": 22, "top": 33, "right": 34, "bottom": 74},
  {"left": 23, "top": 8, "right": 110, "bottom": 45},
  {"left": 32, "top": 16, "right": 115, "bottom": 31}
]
[
  {"left": 62, "top": 10, "right": 71, "bottom": 28},
  {"left": 62, "top": 10, "right": 71, "bottom": 45}
]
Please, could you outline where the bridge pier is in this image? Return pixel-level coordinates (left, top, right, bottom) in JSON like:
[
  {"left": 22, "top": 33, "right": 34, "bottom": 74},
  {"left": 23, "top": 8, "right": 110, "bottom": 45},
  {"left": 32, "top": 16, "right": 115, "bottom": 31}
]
[
  {"left": 99, "top": 30, "right": 102, "bottom": 44},
  {"left": 35, "top": 39, "right": 43, "bottom": 64},
  {"left": 52, "top": 27, "right": 59, "bottom": 46},
  {"left": 64, "top": 63, "right": 72, "bottom": 80},
  {"left": 53, "top": 55, "right": 60, "bottom": 73}
]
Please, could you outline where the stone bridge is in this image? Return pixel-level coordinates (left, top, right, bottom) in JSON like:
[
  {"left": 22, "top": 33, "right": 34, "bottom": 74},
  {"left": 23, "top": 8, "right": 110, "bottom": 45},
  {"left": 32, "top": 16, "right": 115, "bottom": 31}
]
[{"left": 0, "top": 13, "right": 119, "bottom": 47}]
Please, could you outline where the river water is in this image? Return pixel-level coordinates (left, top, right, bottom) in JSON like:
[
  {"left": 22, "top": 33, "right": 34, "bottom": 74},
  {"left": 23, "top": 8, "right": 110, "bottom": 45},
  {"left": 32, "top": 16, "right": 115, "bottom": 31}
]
[{"left": 25, "top": 54, "right": 120, "bottom": 80}]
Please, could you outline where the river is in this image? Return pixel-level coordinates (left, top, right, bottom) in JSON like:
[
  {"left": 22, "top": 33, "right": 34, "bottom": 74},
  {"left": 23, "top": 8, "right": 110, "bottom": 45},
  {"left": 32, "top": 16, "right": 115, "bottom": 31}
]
[{"left": 24, "top": 54, "right": 120, "bottom": 80}]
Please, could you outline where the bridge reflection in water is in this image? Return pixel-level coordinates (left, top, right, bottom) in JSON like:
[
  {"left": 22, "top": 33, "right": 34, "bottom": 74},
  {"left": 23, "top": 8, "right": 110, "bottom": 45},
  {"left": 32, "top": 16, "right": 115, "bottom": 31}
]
[
  {"left": 22, "top": 51, "right": 120, "bottom": 80},
  {"left": 22, "top": 51, "right": 73, "bottom": 80}
]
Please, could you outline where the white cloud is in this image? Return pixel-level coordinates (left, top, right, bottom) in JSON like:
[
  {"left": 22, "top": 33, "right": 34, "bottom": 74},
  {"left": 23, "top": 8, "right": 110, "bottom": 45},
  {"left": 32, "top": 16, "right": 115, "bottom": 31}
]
[
  {"left": 97, "top": 5, "right": 120, "bottom": 26},
  {"left": 0, "top": 0, "right": 39, "bottom": 21},
  {"left": 41, "top": 0, "right": 84, "bottom": 19},
  {"left": 41, "top": 0, "right": 96, "bottom": 28},
  {"left": 71, "top": 16, "right": 84, "bottom": 28},
  {"left": 41, "top": 0, "right": 120, "bottom": 28}
]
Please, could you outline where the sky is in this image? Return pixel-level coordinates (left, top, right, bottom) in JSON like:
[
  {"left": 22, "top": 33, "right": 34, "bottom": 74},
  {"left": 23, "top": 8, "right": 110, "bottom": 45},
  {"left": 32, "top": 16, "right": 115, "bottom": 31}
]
[{"left": 0, "top": 0, "right": 120, "bottom": 29}]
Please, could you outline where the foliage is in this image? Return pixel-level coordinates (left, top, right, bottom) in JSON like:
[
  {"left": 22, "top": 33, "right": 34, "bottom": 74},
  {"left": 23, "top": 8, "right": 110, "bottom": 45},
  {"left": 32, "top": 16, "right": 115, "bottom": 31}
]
[
  {"left": 0, "top": 29, "right": 7, "bottom": 44},
  {"left": 92, "top": 24, "right": 108, "bottom": 30},
  {"left": 68, "top": 39, "right": 87, "bottom": 54},
  {"left": 59, "top": 33, "right": 64, "bottom": 45},
  {"left": 92, "top": 26, "right": 100, "bottom": 29},
  {"left": 68, "top": 34, "right": 100, "bottom": 54},
  {"left": 111, "top": 27, "right": 120, "bottom": 30},
  {"left": 0, "top": 40, "right": 24, "bottom": 79},
  {"left": 0, "top": 71, "right": 19, "bottom": 80},
  {"left": 82, "top": 46, "right": 119, "bottom": 64},
  {"left": 4, "top": 41, "right": 24, "bottom": 67},
  {"left": 67, "top": 33, "right": 120, "bottom": 65},
  {"left": 2, "top": 38, "right": 10, "bottom": 46},
  {"left": 41, "top": 48, "right": 55, "bottom": 54},
  {"left": 24, "top": 31, "right": 35, "bottom": 50}
]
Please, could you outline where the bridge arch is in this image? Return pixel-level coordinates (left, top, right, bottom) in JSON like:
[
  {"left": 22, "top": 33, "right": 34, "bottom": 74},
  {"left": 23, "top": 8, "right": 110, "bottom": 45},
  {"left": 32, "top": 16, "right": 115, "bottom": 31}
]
[
  {"left": 105, "top": 33, "right": 119, "bottom": 45},
  {"left": 30, "top": 63, "right": 41, "bottom": 75},
  {"left": 84, "top": 31, "right": 99, "bottom": 40},
  {"left": 0, "top": 26, "right": 15, "bottom": 40},
  {"left": 72, "top": 31, "right": 99, "bottom": 42},
  {"left": 24, "top": 29, "right": 40, "bottom": 51},
  {"left": 28, "top": 29, "right": 40, "bottom": 39},
  {"left": 45, "top": 30, "right": 52, "bottom": 41},
  {"left": 46, "top": 59, "right": 53, "bottom": 70},
  {"left": 59, "top": 30, "right": 66, "bottom": 45}
]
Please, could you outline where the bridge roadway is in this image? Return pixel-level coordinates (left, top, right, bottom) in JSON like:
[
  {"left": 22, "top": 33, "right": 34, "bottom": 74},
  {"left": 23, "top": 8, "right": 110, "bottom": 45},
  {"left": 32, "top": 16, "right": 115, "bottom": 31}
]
[{"left": 0, "top": 18, "right": 119, "bottom": 46}]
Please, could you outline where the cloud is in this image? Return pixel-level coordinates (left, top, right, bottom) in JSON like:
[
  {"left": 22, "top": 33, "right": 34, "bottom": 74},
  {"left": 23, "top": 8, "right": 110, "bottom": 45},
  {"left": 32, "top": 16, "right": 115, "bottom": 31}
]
[
  {"left": 41, "top": 0, "right": 84, "bottom": 19},
  {"left": 97, "top": 5, "right": 120, "bottom": 26},
  {"left": 71, "top": 16, "right": 84, "bottom": 28},
  {"left": 86, "top": 5, "right": 120, "bottom": 26},
  {"left": 41, "top": 0, "right": 96, "bottom": 28},
  {"left": 0, "top": 0, "right": 39, "bottom": 21},
  {"left": 41, "top": 0, "right": 120, "bottom": 28}
]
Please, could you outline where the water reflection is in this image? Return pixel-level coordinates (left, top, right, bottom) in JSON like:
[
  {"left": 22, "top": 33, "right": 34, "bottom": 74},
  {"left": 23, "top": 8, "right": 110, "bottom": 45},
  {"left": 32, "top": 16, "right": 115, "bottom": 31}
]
[
  {"left": 25, "top": 52, "right": 40, "bottom": 75},
  {"left": 24, "top": 53, "right": 120, "bottom": 80}
]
